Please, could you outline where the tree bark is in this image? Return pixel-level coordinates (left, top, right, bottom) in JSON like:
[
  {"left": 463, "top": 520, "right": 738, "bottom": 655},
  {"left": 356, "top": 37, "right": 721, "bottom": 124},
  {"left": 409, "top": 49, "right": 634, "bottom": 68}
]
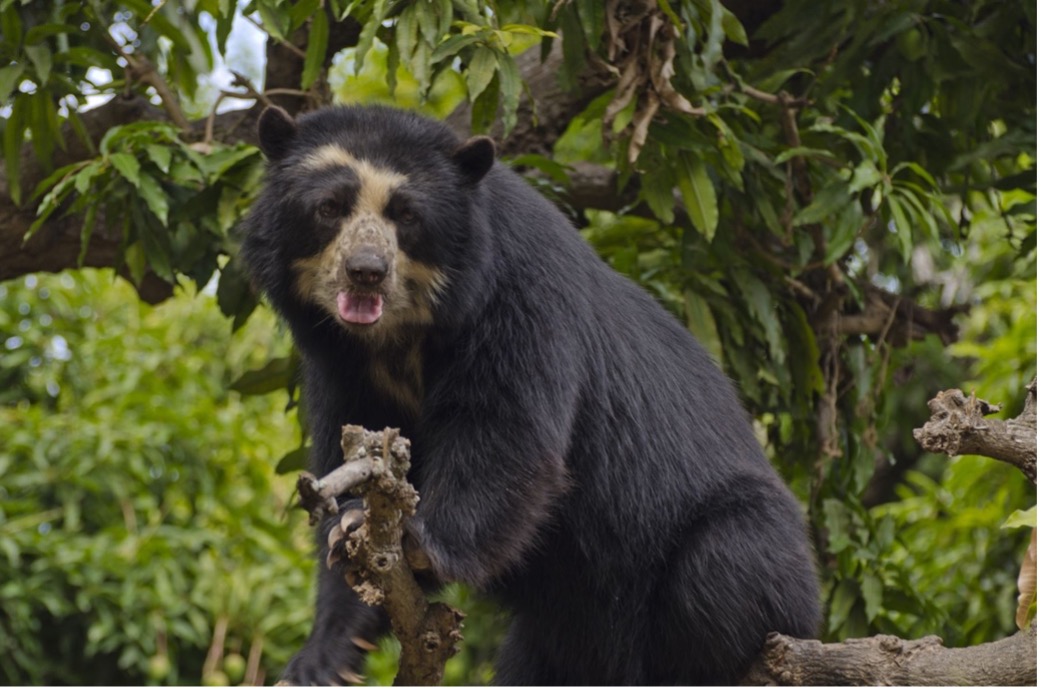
[
  {"left": 913, "top": 378, "right": 1037, "bottom": 483},
  {"left": 296, "top": 426, "right": 463, "bottom": 687},
  {"left": 742, "top": 624, "right": 1037, "bottom": 686},
  {"left": 744, "top": 376, "right": 1038, "bottom": 685}
]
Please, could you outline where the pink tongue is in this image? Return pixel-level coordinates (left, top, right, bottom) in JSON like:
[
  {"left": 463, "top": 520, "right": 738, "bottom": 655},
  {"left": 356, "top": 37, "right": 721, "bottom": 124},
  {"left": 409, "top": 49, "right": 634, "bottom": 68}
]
[{"left": 337, "top": 291, "right": 383, "bottom": 324}]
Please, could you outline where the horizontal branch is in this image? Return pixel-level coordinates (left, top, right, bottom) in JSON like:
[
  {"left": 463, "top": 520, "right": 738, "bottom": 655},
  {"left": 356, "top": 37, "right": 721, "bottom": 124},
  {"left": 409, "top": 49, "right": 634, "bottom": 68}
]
[
  {"left": 742, "top": 623, "right": 1037, "bottom": 685},
  {"left": 913, "top": 378, "right": 1037, "bottom": 483},
  {"left": 833, "top": 284, "right": 965, "bottom": 347}
]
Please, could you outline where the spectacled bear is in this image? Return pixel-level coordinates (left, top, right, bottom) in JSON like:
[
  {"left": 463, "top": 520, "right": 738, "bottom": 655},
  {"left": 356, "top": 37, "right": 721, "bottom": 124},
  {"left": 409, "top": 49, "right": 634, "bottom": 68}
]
[{"left": 241, "top": 104, "right": 820, "bottom": 685}]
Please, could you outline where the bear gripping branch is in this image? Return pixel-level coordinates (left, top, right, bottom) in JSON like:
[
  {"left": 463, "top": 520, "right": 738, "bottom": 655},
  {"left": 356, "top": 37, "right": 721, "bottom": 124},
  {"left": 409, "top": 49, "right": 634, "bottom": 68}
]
[{"left": 296, "top": 426, "right": 464, "bottom": 686}]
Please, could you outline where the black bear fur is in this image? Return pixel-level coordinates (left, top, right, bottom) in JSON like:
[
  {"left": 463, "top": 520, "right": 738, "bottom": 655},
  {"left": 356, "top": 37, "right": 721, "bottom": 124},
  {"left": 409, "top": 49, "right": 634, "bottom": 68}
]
[{"left": 241, "top": 104, "right": 820, "bottom": 685}]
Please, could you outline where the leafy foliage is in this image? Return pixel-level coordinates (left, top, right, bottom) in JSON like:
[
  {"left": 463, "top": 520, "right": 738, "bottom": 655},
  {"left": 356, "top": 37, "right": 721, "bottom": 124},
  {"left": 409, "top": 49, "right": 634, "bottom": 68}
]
[
  {"left": 0, "top": 271, "right": 309, "bottom": 684},
  {"left": 0, "top": 0, "right": 1035, "bottom": 683}
]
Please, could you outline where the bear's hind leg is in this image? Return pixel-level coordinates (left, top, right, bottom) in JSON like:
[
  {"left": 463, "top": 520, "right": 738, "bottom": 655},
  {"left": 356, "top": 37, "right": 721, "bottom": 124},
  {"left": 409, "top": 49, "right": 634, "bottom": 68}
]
[{"left": 649, "top": 494, "right": 819, "bottom": 684}]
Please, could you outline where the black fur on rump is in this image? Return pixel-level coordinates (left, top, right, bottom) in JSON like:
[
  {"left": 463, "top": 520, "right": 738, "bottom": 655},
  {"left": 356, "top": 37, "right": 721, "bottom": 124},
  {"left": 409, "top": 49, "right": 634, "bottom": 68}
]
[{"left": 241, "top": 104, "right": 820, "bottom": 685}]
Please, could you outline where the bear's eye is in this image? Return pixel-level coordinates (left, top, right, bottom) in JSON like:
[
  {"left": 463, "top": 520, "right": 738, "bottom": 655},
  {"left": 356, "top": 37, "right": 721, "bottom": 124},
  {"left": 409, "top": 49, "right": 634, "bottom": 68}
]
[
  {"left": 397, "top": 207, "right": 418, "bottom": 225},
  {"left": 316, "top": 200, "right": 340, "bottom": 221}
]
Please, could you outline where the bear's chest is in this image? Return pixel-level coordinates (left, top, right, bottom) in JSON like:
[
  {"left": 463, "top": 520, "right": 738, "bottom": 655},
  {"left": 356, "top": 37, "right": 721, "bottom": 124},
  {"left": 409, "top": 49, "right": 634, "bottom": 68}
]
[{"left": 365, "top": 339, "right": 424, "bottom": 420}]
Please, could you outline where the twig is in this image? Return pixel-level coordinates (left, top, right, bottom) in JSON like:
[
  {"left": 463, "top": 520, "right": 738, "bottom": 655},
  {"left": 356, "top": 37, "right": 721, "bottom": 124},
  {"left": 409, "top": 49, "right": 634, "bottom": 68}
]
[
  {"left": 296, "top": 458, "right": 375, "bottom": 524},
  {"left": 243, "top": 13, "right": 307, "bottom": 59},
  {"left": 99, "top": 28, "right": 191, "bottom": 131},
  {"left": 141, "top": 0, "right": 167, "bottom": 26}
]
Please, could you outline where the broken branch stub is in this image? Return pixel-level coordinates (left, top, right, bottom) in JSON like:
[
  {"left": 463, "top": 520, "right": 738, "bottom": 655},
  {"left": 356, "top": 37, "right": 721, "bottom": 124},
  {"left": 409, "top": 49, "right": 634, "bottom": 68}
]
[{"left": 913, "top": 377, "right": 1037, "bottom": 484}]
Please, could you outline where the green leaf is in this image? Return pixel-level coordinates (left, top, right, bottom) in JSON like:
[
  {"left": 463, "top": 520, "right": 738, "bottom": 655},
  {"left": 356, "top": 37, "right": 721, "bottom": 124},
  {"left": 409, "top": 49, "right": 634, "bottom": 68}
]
[
  {"left": 288, "top": 0, "right": 321, "bottom": 30},
  {"left": 26, "top": 171, "right": 76, "bottom": 240},
  {"left": 861, "top": 572, "right": 883, "bottom": 623},
  {"left": 231, "top": 357, "right": 293, "bottom": 395},
  {"left": 500, "top": 24, "right": 557, "bottom": 38},
  {"left": 886, "top": 195, "right": 913, "bottom": 261},
  {"left": 508, "top": 154, "right": 569, "bottom": 185},
  {"left": 125, "top": 240, "right": 147, "bottom": 286},
  {"left": 200, "top": 145, "right": 259, "bottom": 179},
  {"left": 708, "top": 114, "right": 744, "bottom": 179},
  {"left": 677, "top": 153, "right": 718, "bottom": 241},
  {"left": 891, "top": 160, "right": 939, "bottom": 190},
  {"left": 416, "top": 2, "right": 440, "bottom": 47},
  {"left": 146, "top": 145, "right": 173, "bottom": 174},
  {"left": 354, "top": 0, "right": 387, "bottom": 72},
  {"left": 822, "top": 498, "right": 852, "bottom": 553},
  {"left": 642, "top": 165, "right": 676, "bottom": 225},
  {"left": 809, "top": 121, "right": 880, "bottom": 164},
  {"left": 720, "top": 5, "right": 748, "bottom": 46},
  {"left": 109, "top": 153, "right": 142, "bottom": 188},
  {"left": 1002, "top": 506, "right": 1037, "bottom": 530},
  {"left": 684, "top": 290, "right": 722, "bottom": 365},
  {"left": 787, "top": 304, "right": 823, "bottom": 394},
  {"left": 0, "top": 5, "right": 23, "bottom": 46},
  {"left": 24, "top": 22, "right": 77, "bottom": 45},
  {"left": 78, "top": 202, "right": 99, "bottom": 267},
  {"left": 73, "top": 160, "right": 104, "bottom": 195},
  {"left": 754, "top": 191, "right": 783, "bottom": 237},
  {"left": 411, "top": 38, "right": 432, "bottom": 94},
  {"left": 395, "top": 3, "right": 418, "bottom": 68},
  {"left": 24, "top": 43, "right": 52, "bottom": 84},
  {"left": 754, "top": 68, "right": 813, "bottom": 94},
  {"left": 893, "top": 186, "right": 939, "bottom": 242},
  {"left": 466, "top": 46, "right": 497, "bottom": 101},
  {"left": 774, "top": 146, "right": 841, "bottom": 165},
  {"left": 470, "top": 71, "right": 499, "bottom": 133},
  {"left": 792, "top": 182, "right": 851, "bottom": 226},
  {"left": 30, "top": 160, "right": 84, "bottom": 200},
  {"left": 275, "top": 446, "right": 310, "bottom": 474},
  {"left": 301, "top": 9, "right": 328, "bottom": 89},
  {"left": 3, "top": 96, "right": 26, "bottom": 204},
  {"left": 734, "top": 269, "right": 785, "bottom": 365},
  {"left": 255, "top": 0, "right": 289, "bottom": 41},
  {"left": 823, "top": 203, "right": 862, "bottom": 265},
  {"left": 134, "top": 205, "right": 173, "bottom": 280},
  {"left": 0, "top": 63, "right": 24, "bottom": 103},
  {"left": 495, "top": 50, "right": 522, "bottom": 136},
  {"left": 431, "top": 33, "right": 483, "bottom": 62},
  {"left": 847, "top": 160, "right": 881, "bottom": 194},
  {"left": 216, "top": 259, "right": 258, "bottom": 330},
  {"left": 574, "top": 0, "right": 605, "bottom": 48},
  {"left": 828, "top": 580, "right": 859, "bottom": 634},
  {"left": 137, "top": 173, "right": 169, "bottom": 225}
]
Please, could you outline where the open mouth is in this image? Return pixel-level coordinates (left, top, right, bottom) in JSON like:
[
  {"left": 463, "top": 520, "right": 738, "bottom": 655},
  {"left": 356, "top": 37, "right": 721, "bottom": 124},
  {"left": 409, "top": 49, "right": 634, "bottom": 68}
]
[{"left": 337, "top": 290, "right": 384, "bottom": 325}]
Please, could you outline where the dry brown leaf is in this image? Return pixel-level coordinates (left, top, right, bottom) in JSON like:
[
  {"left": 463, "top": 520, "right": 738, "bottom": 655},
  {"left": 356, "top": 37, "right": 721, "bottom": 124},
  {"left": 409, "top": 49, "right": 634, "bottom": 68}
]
[{"left": 628, "top": 92, "right": 660, "bottom": 163}]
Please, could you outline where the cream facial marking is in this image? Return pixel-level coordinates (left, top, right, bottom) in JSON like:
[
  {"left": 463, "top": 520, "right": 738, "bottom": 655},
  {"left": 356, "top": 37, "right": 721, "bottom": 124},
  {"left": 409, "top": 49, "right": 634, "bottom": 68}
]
[{"left": 300, "top": 144, "right": 406, "bottom": 214}]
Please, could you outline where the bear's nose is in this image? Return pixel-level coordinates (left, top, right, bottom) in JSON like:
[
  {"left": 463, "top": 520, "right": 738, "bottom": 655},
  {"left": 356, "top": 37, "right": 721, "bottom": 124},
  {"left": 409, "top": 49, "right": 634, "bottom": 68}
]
[{"left": 346, "top": 251, "right": 388, "bottom": 286}]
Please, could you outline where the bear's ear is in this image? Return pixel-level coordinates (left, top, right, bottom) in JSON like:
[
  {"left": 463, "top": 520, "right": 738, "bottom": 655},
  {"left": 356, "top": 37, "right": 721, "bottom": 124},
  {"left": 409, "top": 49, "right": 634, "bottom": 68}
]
[
  {"left": 257, "top": 106, "right": 298, "bottom": 160},
  {"left": 452, "top": 136, "right": 495, "bottom": 184}
]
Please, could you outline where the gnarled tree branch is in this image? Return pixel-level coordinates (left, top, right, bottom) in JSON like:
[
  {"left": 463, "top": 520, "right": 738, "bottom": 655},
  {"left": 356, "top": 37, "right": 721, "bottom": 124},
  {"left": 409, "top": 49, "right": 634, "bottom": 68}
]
[
  {"left": 913, "top": 377, "right": 1037, "bottom": 483},
  {"left": 742, "top": 623, "right": 1037, "bottom": 686},
  {"left": 296, "top": 426, "right": 462, "bottom": 686},
  {"left": 744, "top": 375, "right": 1038, "bottom": 685}
]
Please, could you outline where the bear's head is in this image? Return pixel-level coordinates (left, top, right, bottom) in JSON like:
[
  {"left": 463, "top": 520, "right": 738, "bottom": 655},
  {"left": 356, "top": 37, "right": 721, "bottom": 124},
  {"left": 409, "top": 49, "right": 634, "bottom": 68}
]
[{"left": 242, "top": 105, "right": 496, "bottom": 344}]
